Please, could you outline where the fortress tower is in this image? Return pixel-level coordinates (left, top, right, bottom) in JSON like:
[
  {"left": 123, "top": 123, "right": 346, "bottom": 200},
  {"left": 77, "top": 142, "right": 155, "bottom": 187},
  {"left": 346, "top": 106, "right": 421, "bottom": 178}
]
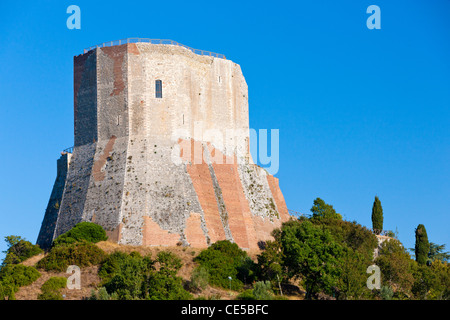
[{"left": 37, "top": 39, "right": 290, "bottom": 250}]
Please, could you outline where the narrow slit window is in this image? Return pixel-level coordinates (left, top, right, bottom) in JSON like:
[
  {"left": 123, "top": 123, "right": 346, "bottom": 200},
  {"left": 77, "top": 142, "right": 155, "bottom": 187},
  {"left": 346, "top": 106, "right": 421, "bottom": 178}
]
[{"left": 155, "top": 80, "right": 162, "bottom": 98}]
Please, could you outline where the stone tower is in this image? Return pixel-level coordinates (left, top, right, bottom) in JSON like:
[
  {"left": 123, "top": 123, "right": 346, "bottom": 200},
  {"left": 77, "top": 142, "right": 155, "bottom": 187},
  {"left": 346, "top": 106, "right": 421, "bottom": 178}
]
[{"left": 37, "top": 40, "right": 290, "bottom": 250}]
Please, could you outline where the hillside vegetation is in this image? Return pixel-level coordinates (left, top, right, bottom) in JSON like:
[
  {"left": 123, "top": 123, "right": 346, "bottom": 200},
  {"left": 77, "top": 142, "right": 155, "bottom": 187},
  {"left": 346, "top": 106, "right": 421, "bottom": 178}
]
[{"left": 1, "top": 198, "right": 449, "bottom": 300}]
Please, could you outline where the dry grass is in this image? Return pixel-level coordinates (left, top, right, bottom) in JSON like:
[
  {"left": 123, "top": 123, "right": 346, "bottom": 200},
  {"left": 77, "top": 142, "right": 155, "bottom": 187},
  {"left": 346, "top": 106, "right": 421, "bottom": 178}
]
[{"left": 15, "top": 265, "right": 101, "bottom": 300}]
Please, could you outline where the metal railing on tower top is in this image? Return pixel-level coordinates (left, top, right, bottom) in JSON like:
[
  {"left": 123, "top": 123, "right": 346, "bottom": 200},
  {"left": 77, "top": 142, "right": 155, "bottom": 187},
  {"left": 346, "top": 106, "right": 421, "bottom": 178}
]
[{"left": 83, "top": 38, "right": 226, "bottom": 59}]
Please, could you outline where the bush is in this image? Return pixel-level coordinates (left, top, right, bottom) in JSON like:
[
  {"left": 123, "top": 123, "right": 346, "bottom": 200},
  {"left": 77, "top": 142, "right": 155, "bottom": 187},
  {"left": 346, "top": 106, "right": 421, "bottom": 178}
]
[
  {"left": 252, "top": 281, "right": 274, "bottom": 300},
  {"left": 145, "top": 251, "right": 191, "bottom": 300},
  {"left": 189, "top": 266, "right": 209, "bottom": 292},
  {"left": 99, "top": 251, "right": 153, "bottom": 297},
  {"left": 237, "top": 281, "right": 274, "bottom": 300},
  {"left": 38, "top": 277, "right": 67, "bottom": 300},
  {"left": 1, "top": 236, "right": 43, "bottom": 266},
  {"left": 53, "top": 222, "right": 108, "bottom": 247},
  {"left": 237, "top": 289, "right": 256, "bottom": 300},
  {"left": 100, "top": 251, "right": 155, "bottom": 300},
  {"left": 99, "top": 250, "right": 191, "bottom": 300},
  {"left": 194, "top": 240, "right": 249, "bottom": 290},
  {"left": 88, "top": 287, "right": 118, "bottom": 300},
  {"left": 37, "top": 241, "right": 107, "bottom": 272},
  {"left": 145, "top": 271, "right": 192, "bottom": 300},
  {"left": 380, "top": 285, "right": 394, "bottom": 300},
  {"left": 236, "top": 256, "right": 258, "bottom": 285},
  {"left": 0, "top": 264, "right": 41, "bottom": 300}
]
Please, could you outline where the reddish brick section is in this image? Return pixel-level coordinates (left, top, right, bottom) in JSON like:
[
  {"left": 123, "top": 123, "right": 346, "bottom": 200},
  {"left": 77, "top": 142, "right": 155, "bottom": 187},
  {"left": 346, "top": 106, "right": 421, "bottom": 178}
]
[
  {"left": 209, "top": 145, "right": 258, "bottom": 250},
  {"left": 176, "top": 138, "right": 289, "bottom": 250},
  {"left": 252, "top": 215, "right": 282, "bottom": 243},
  {"left": 142, "top": 216, "right": 180, "bottom": 246},
  {"left": 105, "top": 223, "right": 123, "bottom": 243},
  {"left": 127, "top": 43, "right": 140, "bottom": 55},
  {"left": 183, "top": 139, "right": 227, "bottom": 244},
  {"left": 266, "top": 175, "right": 290, "bottom": 223},
  {"left": 93, "top": 135, "right": 117, "bottom": 182},
  {"left": 185, "top": 212, "right": 208, "bottom": 248},
  {"left": 101, "top": 45, "right": 127, "bottom": 96}
]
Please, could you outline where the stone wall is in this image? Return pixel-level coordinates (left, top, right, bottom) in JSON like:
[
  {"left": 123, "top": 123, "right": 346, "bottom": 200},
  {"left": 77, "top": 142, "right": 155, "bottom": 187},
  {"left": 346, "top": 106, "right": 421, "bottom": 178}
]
[
  {"left": 37, "top": 42, "right": 289, "bottom": 250},
  {"left": 36, "top": 153, "right": 71, "bottom": 249}
]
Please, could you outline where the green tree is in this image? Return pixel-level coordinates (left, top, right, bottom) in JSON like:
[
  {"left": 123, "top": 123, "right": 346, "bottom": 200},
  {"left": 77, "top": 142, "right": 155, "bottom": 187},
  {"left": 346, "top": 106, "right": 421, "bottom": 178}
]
[
  {"left": 280, "top": 220, "right": 344, "bottom": 299},
  {"left": 256, "top": 235, "right": 286, "bottom": 288},
  {"left": 194, "top": 240, "right": 248, "bottom": 290},
  {"left": 310, "top": 217, "right": 378, "bottom": 261},
  {"left": 371, "top": 196, "right": 383, "bottom": 234},
  {"left": 412, "top": 259, "right": 450, "bottom": 300},
  {"left": 335, "top": 248, "right": 373, "bottom": 300},
  {"left": 310, "top": 198, "right": 342, "bottom": 220},
  {"left": 415, "top": 224, "right": 430, "bottom": 265},
  {"left": 375, "top": 239, "right": 415, "bottom": 297},
  {"left": 428, "top": 242, "right": 450, "bottom": 263},
  {"left": 1, "top": 236, "right": 43, "bottom": 267}
]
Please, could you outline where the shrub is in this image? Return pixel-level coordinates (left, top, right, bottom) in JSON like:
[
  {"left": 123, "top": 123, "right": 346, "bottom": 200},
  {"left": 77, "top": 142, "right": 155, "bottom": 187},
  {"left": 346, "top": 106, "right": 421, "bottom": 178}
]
[
  {"left": 0, "top": 264, "right": 41, "bottom": 287},
  {"left": 38, "top": 277, "right": 67, "bottom": 300},
  {"left": 99, "top": 250, "right": 191, "bottom": 300},
  {"left": 145, "top": 251, "right": 191, "bottom": 300},
  {"left": 237, "top": 281, "right": 274, "bottom": 300},
  {"left": 155, "top": 251, "right": 182, "bottom": 277},
  {"left": 237, "top": 289, "right": 256, "bottom": 300},
  {"left": 88, "top": 287, "right": 118, "bottom": 300},
  {"left": 189, "top": 266, "right": 209, "bottom": 292},
  {"left": 1, "top": 236, "right": 43, "bottom": 266},
  {"left": 194, "top": 240, "right": 249, "bottom": 290},
  {"left": 380, "top": 285, "right": 394, "bottom": 300},
  {"left": 99, "top": 251, "right": 152, "bottom": 280},
  {"left": 53, "top": 222, "right": 108, "bottom": 247},
  {"left": 145, "top": 271, "right": 192, "bottom": 300},
  {"left": 375, "top": 239, "right": 415, "bottom": 296},
  {"left": 37, "top": 241, "right": 107, "bottom": 272},
  {"left": 236, "top": 256, "right": 258, "bottom": 285},
  {"left": 98, "top": 251, "right": 151, "bottom": 299},
  {"left": 0, "top": 282, "right": 16, "bottom": 300},
  {"left": 0, "top": 264, "right": 41, "bottom": 300},
  {"left": 252, "top": 281, "right": 274, "bottom": 300}
]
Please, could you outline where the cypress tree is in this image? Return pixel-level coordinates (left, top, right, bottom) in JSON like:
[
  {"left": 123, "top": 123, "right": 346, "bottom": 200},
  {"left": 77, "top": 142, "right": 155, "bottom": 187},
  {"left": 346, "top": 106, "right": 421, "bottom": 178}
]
[
  {"left": 371, "top": 196, "right": 383, "bottom": 234},
  {"left": 415, "top": 224, "right": 430, "bottom": 265}
]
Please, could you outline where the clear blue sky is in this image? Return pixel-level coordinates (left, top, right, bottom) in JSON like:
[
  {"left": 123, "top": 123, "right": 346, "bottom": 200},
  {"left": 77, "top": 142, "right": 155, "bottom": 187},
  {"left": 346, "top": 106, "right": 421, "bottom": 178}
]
[{"left": 0, "top": 0, "right": 449, "bottom": 260}]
